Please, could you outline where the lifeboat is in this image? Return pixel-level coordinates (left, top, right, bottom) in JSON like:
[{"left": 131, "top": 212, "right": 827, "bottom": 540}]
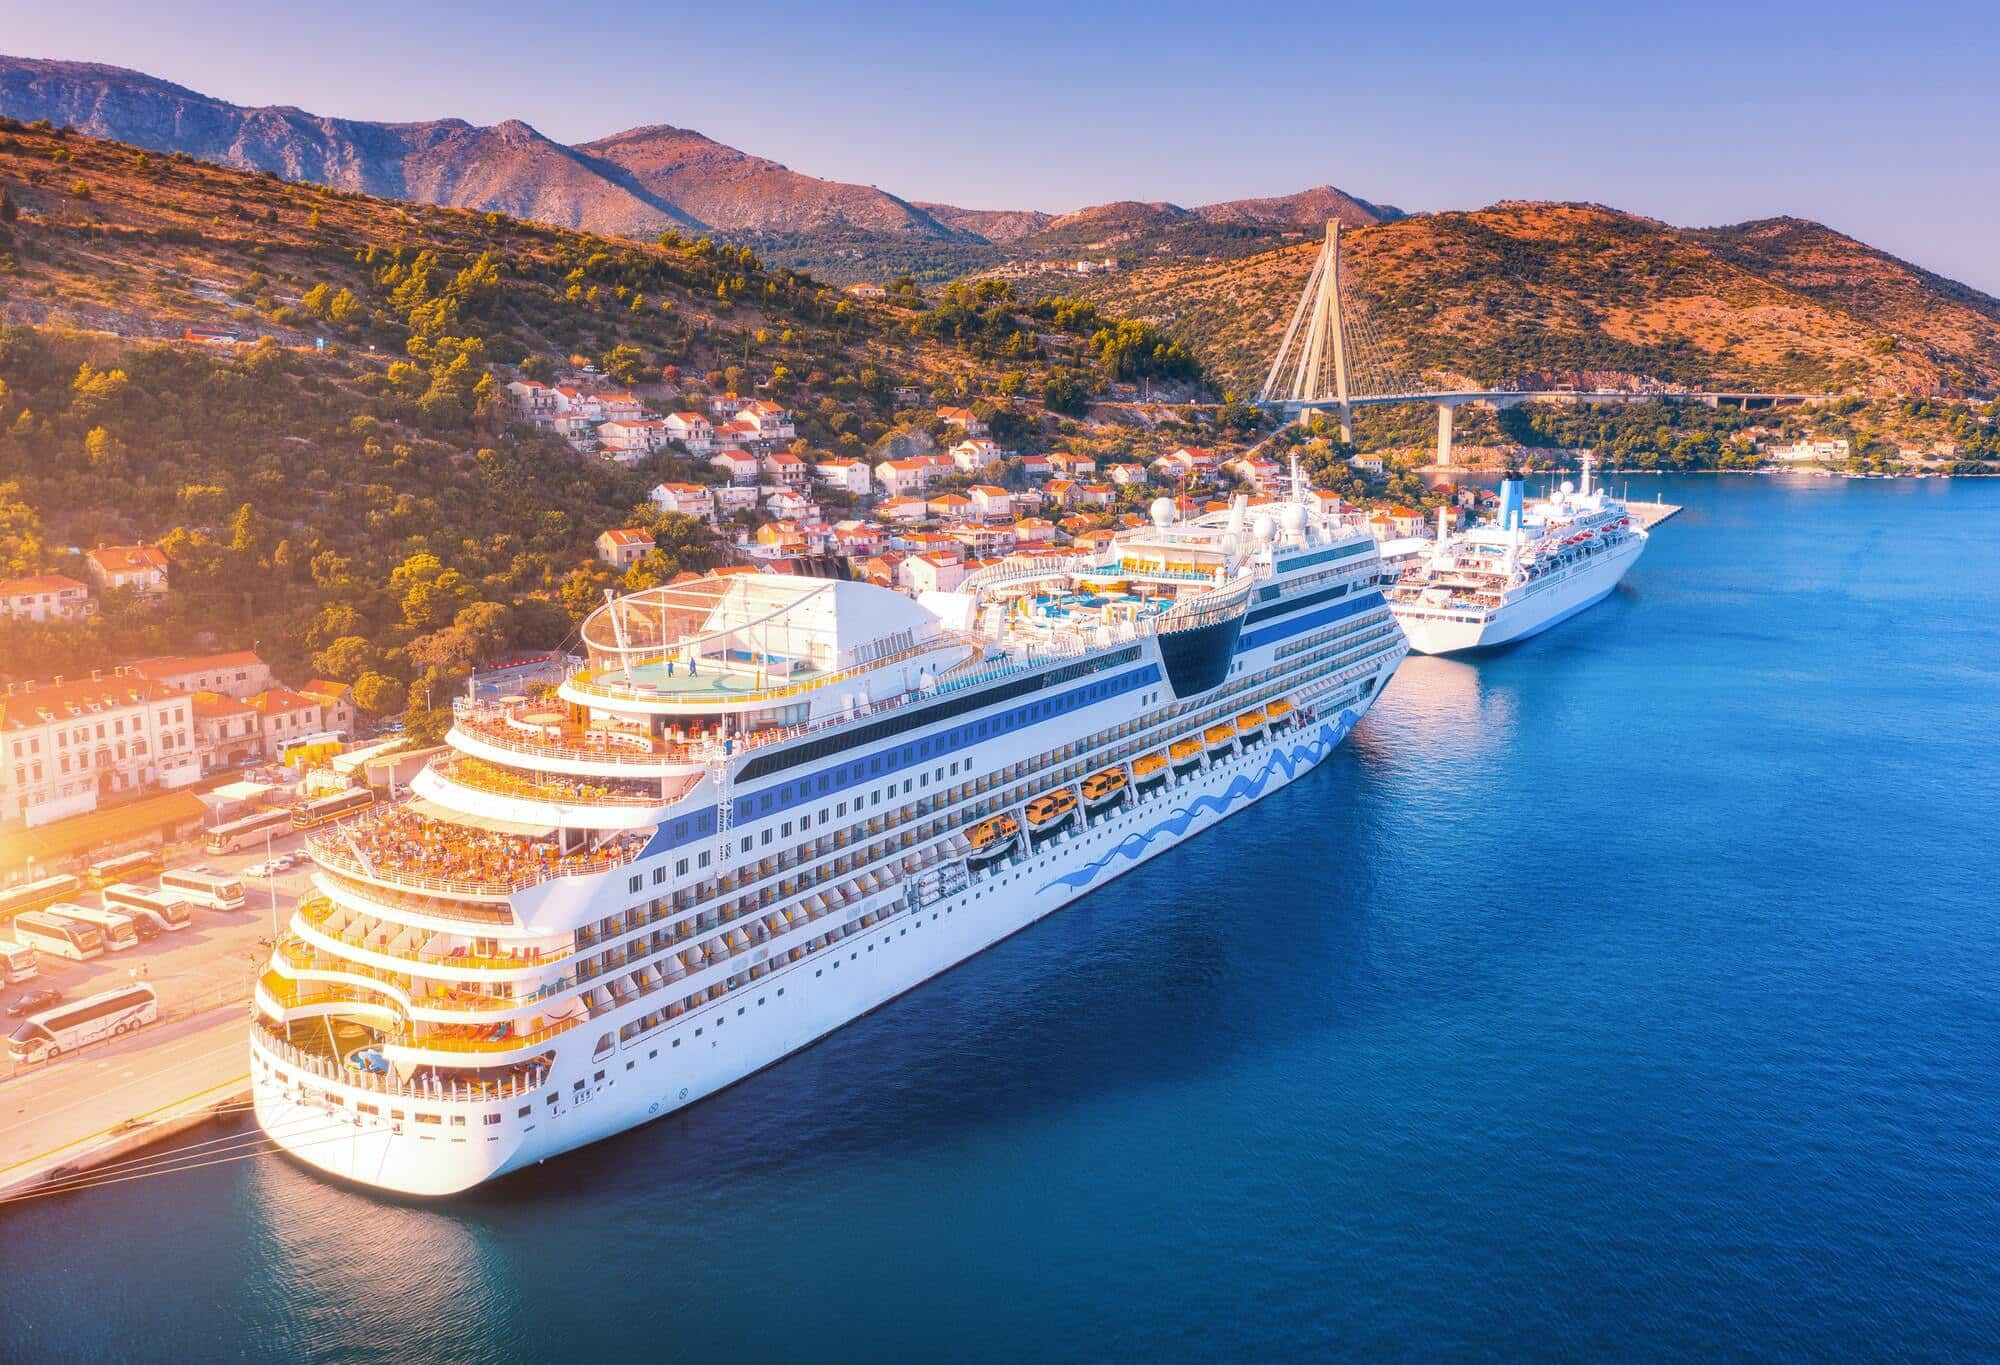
[
  {"left": 1081, "top": 765, "right": 1129, "bottom": 814},
  {"left": 1203, "top": 722, "right": 1237, "bottom": 757},
  {"left": 1025, "top": 788, "right": 1078, "bottom": 840},
  {"left": 1132, "top": 751, "right": 1169, "bottom": 789},
  {"left": 967, "top": 813, "right": 1020, "bottom": 869},
  {"left": 1170, "top": 737, "right": 1205, "bottom": 775},
  {"left": 1266, "top": 698, "right": 1294, "bottom": 730},
  {"left": 1235, "top": 708, "right": 1267, "bottom": 744}
]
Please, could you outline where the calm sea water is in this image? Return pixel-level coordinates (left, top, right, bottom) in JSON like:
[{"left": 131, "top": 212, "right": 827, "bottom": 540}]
[{"left": 6, "top": 475, "right": 1999, "bottom": 1362}]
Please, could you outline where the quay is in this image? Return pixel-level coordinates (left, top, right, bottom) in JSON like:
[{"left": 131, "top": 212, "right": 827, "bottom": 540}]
[
  {"left": 0, "top": 835, "right": 316, "bottom": 1204},
  {"left": 1624, "top": 499, "right": 1683, "bottom": 530}
]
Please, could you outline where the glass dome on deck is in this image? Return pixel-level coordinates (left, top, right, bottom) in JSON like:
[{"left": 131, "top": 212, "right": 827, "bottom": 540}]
[{"left": 577, "top": 573, "right": 948, "bottom": 695}]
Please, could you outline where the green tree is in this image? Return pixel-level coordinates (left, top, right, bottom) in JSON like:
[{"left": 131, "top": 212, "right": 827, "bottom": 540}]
[{"left": 352, "top": 671, "right": 404, "bottom": 716}]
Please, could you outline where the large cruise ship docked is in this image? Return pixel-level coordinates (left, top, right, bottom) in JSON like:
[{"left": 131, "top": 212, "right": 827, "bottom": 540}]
[
  {"left": 250, "top": 485, "right": 1408, "bottom": 1195},
  {"left": 1386, "top": 458, "right": 1647, "bottom": 654}
]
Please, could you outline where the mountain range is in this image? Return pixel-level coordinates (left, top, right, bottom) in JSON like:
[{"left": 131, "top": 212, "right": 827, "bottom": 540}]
[{"left": 0, "top": 55, "right": 1398, "bottom": 277}]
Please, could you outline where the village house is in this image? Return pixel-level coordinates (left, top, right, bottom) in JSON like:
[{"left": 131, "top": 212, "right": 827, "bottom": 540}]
[
  {"left": 1226, "top": 455, "right": 1283, "bottom": 489},
  {"left": 874, "top": 458, "right": 943, "bottom": 497},
  {"left": 596, "top": 528, "right": 654, "bottom": 568},
  {"left": 760, "top": 451, "right": 810, "bottom": 488},
  {"left": 927, "top": 492, "right": 975, "bottom": 520},
  {"left": 300, "top": 679, "right": 359, "bottom": 740},
  {"left": 595, "top": 391, "right": 646, "bottom": 422},
  {"left": 737, "top": 400, "right": 796, "bottom": 442},
  {"left": 0, "top": 573, "right": 92, "bottom": 623},
  {"left": 130, "top": 651, "right": 272, "bottom": 700},
  {"left": 1152, "top": 447, "right": 1218, "bottom": 481},
  {"left": 597, "top": 418, "right": 671, "bottom": 462},
  {"left": 876, "top": 495, "right": 930, "bottom": 524},
  {"left": 248, "top": 688, "right": 328, "bottom": 757},
  {"left": 713, "top": 485, "right": 761, "bottom": 516},
  {"left": 664, "top": 413, "right": 716, "bottom": 454},
  {"left": 899, "top": 552, "right": 968, "bottom": 595},
  {"left": 950, "top": 437, "right": 1005, "bottom": 472},
  {"left": 1048, "top": 452, "right": 1097, "bottom": 479},
  {"left": 1071, "top": 483, "right": 1115, "bottom": 509},
  {"left": 831, "top": 523, "right": 885, "bottom": 558},
  {"left": 1044, "top": 478, "right": 1078, "bottom": 510},
  {"left": 506, "top": 379, "right": 559, "bottom": 424},
  {"left": 754, "top": 521, "right": 810, "bottom": 557},
  {"left": 1350, "top": 454, "right": 1386, "bottom": 474},
  {"left": 968, "top": 485, "right": 1013, "bottom": 521},
  {"left": 715, "top": 417, "right": 764, "bottom": 450},
  {"left": 86, "top": 544, "right": 170, "bottom": 596},
  {"left": 762, "top": 487, "right": 817, "bottom": 522},
  {"left": 649, "top": 482, "right": 718, "bottom": 523},
  {"left": 0, "top": 670, "right": 201, "bottom": 829},
  {"left": 842, "top": 283, "right": 887, "bottom": 300},
  {"left": 936, "top": 405, "right": 988, "bottom": 436},
  {"left": 1106, "top": 462, "right": 1150, "bottom": 487},
  {"left": 1011, "top": 517, "right": 1058, "bottom": 547},
  {"left": 709, "top": 448, "right": 762, "bottom": 484},
  {"left": 947, "top": 523, "right": 1017, "bottom": 559},
  {"left": 814, "top": 458, "right": 872, "bottom": 496},
  {"left": 1766, "top": 437, "right": 1851, "bottom": 463},
  {"left": 709, "top": 392, "right": 750, "bottom": 418},
  {"left": 191, "top": 690, "right": 262, "bottom": 772},
  {"left": 1016, "top": 453, "right": 1052, "bottom": 481},
  {"left": 859, "top": 553, "right": 903, "bottom": 588}
]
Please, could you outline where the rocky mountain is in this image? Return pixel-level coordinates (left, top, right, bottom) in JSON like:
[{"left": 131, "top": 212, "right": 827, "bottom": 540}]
[
  {"left": 0, "top": 55, "right": 1394, "bottom": 276},
  {"left": 1067, "top": 202, "right": 2000, "bottom": 398}
]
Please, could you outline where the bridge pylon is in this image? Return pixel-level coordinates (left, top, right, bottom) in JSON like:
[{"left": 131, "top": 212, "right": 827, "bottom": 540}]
[{"left": 1258, "top": 219, "right": 1353, "bottom": 440}]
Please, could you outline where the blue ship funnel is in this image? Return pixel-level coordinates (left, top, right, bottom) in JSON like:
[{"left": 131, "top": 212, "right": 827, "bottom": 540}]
[{"left": 1499, "top": 479, "right": 1524, "bottom": 531}]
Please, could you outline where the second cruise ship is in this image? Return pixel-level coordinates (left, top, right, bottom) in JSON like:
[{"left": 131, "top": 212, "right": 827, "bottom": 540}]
[{"left": 250, "top": 483, "right": 1407, "bottom": 1195}]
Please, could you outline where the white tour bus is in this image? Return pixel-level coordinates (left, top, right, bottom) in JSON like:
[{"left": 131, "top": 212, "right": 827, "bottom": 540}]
[
  {"left": 100, "top": 883, "right": 194, "bottom": 933},
  {"left": 7, "top": 984, "right": 158, "bottom": 1063},
  {"left": 48, "top": 903, "right": 139, "bottom": 952},
  {"left": 159, "top": 867, "right": 247, "bottom": 912},
  {"left": 204, "top": 808, "right": 293, "bottom": 855},
  {"left": 0, "top": 937, "right": 38, "bottom": 983},
  {"left": 10, "top": 910, "right": 105, "bottom": 961}
]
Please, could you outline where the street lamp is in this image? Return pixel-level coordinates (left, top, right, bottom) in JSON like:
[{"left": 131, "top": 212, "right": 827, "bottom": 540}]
[{"left": 263, "top": 826, "right": 281, "bottom": 938}]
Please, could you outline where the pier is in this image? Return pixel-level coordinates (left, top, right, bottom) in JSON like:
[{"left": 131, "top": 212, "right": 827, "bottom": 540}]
[{"left": 1624, "top": 499, "right": 1683, "bottom": 530}]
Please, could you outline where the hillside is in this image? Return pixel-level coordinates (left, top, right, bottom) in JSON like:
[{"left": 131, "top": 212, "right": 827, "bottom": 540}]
[
  {"left": 1071, "top": 203, "right": 2000, "bottom": 397},
  {"left": 0, "top": 118, "right": 1210, "bottom": 709}
]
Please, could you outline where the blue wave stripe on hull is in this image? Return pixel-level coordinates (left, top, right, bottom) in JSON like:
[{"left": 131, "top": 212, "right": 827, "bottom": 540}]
[{"left": 1035, "top": 709, "right": 1360, "bottom": 896}]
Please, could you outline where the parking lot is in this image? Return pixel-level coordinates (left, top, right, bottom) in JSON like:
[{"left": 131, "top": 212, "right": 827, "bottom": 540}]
[{"left": 1, "top": 828, "right": 319, "bottom": 1073}]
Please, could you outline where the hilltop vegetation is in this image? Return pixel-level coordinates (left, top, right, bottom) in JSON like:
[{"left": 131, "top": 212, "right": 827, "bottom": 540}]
[
  {"left": 1071, "top": 203, "right": 2000, "bottom": 399},
  {"left": 0, "top": 119, "right": 1219, "bottom": 718}
]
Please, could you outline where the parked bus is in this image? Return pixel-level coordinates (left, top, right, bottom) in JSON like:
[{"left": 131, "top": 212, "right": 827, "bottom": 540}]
[
  {"left": 47, "top": 903, "right": 139, "bottom": 952},
  {"left": 10, "top": 910, "right": 105, "bottom": 961},
  {"left": 159, "top": 867, "right": 247, "bottom": 912},
  {"left": 204, "top": 808, "right": 293, "bottom": 855},
  {"left": 291, "top": 788, "right": 374, "bottom": 831},
  {"left": 100, "top": 883, "right": 193, "bottom": 933},
  {"left": 0, "top": 938, "right": 38, "bottom": 984},
  {"left": 7, "top": 984, "right": 158, "bottom": 1063},
  {"left": 0, "top": 875, "right": 84, "bottom": 924},
  {"left": 84, "top": 849, "right": 164, "bottom": 888}
]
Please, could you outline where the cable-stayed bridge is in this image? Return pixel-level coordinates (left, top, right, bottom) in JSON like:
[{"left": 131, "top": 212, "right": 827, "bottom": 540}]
[{"left": 1256, "top": 221, "right": 1833, "bottom": 463}]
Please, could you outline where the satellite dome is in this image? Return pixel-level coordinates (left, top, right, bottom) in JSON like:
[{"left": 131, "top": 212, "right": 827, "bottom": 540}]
[
  {"left": 1559, "top": 480, "right": 1576, "bottom": 496},
  {"left": 1252, "top": 513, "right": 1277, "bottom": 543},
  {"left": 1149, "top": 497, "right": 1176, "bottom": 528},
  {"left": 1278, "top": 503, "right": 1306, "bottom": 535}
]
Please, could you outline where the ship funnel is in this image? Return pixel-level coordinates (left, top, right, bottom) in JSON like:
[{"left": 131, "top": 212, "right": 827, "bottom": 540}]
[{"left": 1499, "top": 478, "right": 1525, "bottom": 532}]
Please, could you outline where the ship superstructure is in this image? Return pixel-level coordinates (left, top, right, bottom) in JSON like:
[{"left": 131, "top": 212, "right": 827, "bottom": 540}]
[
  {"left": 251, "top": 487, "right": 1408, "bottom": 1194},
  {"left": 1387, "top": 457, "right": 1646, "bottom": 654}
]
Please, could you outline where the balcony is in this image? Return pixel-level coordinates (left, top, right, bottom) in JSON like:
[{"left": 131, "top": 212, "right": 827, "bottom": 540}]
[
  {"left": 252, "top": 1020, "right": 549, "bottom": 1102},
  {"left": 305, "top": 805, "right": 648, "bottom": 899},
  {"left": 296, "top": 896, "right": 571, "bottom": 973}
]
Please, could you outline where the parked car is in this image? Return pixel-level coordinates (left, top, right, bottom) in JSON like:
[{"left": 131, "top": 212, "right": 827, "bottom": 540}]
[
  {"left": 7, "top": 987, "right": 62, "bottom": 1017},
  {"left": 244, "top": 861, "right": 274, "bottom": 878},
  {"left": 271, "top": 853, "right": 299, "bottom": 872}
]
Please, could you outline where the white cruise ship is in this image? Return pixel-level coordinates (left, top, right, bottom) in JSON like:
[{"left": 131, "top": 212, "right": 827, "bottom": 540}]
[
  {"left": 250, "top": 486, "right": 1408, "bottom": 1195},
  {"left": 1386, "top": 457, "right": 1646, "bottom": 654}
]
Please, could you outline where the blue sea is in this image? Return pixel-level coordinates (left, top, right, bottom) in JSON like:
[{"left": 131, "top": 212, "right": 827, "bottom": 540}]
[{"left": 6, "top": 474, "right": 1999, "bottom": 1362}]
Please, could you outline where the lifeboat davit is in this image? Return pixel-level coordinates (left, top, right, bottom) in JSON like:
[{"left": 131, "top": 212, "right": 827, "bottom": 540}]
[
  {"left": 967, "top": 813, "right": 1021, "bottom": 868},
  {"left": 1133, "top": 751, "right": 1169, "bottom": 789},
  {"left": 1266, "top": 698, "right": 1294, "bottom": 730},
  {"left": 1024, "top": 787, "right": 1078, "bottom": 841},
  {"left": 1081, "top": 766, "right": 1129, "bottom": 814},
  {"left": 1203, "top": 722, "right": 1237, "bottom": 758},
  {"left": 1170, "top": 737, "right": 1205, "bottom": 775},
  {"left": 1235, "top": 708, "right": 1267, "bottom": 744}
]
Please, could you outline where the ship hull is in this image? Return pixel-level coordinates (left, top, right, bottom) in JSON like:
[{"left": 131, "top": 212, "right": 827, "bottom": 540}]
[
  {"left": 1395, "top": 532, "right": 1644, "bottom": 655},
  {"left": 253, "top": 687, "right": 1390, "bottom": 1196}
]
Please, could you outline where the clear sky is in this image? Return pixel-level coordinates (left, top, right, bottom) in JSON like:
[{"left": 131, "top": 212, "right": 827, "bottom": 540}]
[{"left": 7, "top": 0, "right": 1998, "bottom": 290}]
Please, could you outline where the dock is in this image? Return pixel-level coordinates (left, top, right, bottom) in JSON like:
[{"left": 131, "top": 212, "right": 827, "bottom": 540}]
[{"left": 1625, "top": 499, "right": 1682, "bottom": 529}]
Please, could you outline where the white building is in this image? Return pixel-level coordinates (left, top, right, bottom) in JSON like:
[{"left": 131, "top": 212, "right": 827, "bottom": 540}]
[
  {"left": 0, "top": 670, "right": 200, "bottom": 828},
  {"left": 85, "top": 544, "right": 169, "bottom": 596},
  {"left": 664, "top": 413, "right": 715, "bottom": 454},
  {"left": 649, "top": 483, "right": 718, "bottom": 523},
  {"left": 814, "top": 458, "right": 872, "bottom": 496},
  {"left": 0, "top": 574, "right": 92, "bottom": 623}
]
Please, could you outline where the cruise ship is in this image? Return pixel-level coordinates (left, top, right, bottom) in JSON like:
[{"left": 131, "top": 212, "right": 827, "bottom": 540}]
[
  {"left": 1386, "top": 457, "right": 1646, "bottom": 654},
  {"left": 250, "top": 485, "right": 1408, "bottom": 1195}
]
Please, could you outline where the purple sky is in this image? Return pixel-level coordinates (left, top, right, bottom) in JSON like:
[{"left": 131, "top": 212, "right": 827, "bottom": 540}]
[{"left": 7, "top": 0, "right": 1999, "bottom": 291}]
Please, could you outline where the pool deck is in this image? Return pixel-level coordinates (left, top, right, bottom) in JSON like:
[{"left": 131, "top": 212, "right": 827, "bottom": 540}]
[{"left": 577, "top": 659, "right": 824, "bottom": 700}]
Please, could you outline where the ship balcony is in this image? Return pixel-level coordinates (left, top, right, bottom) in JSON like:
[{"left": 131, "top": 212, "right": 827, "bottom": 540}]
[
  {"left": 414, "top": 753, "right": 701, "bottom": 829},
  {"left": 267, "top": 938, "right": 571, "bottom": 1024},
  {"left": 257, "top": 955, "right": 585, "bottom": 1066},
  {"left": 556, "top": 634, "right": 953, "bottom": 715},
  {"left": 294, "top": 895, "right": 572, "bottom": 980},
  {"left": 450, "top": 700, "right": 716, "bottom": 776},
  {"left": 251, "top": 1016, "right": 551, "bottom": 1104},
  {"left": 304, "top": 805, "right": 648, "bottom": 901}
]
